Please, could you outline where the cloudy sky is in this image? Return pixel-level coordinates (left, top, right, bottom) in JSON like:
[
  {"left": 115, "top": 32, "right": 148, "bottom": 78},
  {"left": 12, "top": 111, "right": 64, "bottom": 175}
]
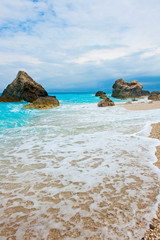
[{"left": 0, "top": 0, "right": 160, "bottom": 92}]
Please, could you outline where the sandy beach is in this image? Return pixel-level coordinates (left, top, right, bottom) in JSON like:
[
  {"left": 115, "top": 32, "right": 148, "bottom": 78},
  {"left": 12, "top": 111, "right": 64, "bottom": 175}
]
[
  {"left": 143, "top": 122, "right": 160, "bottom": 240},
  {"left": 120, "top": 100, "right": 160, "bottom": 111},
  {"left": 0, "top": 99, "right": 160, "bottom": 239},
  {"left": 122, "top": 101, "right": 160, "bottom": 240}
]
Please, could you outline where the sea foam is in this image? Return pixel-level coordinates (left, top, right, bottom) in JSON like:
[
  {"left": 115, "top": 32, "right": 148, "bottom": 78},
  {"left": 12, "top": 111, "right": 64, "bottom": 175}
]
[{"left": 0, "top": 96, "right": 160, "bottom": 240}]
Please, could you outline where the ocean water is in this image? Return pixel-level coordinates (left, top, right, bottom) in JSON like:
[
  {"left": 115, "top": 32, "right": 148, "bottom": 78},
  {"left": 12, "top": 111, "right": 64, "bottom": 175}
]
[{"left": 0, "top": 93, "right": 160, "bottom": 240}]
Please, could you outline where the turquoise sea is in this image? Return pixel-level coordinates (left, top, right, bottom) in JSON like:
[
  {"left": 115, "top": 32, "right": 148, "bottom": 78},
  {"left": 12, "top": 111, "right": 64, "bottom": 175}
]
[
  {"left": 0, "top": 92, "right": 160, "bottom": 240},
  {"left": 0, "top": 93, "right": 128, "bottom": 131}
]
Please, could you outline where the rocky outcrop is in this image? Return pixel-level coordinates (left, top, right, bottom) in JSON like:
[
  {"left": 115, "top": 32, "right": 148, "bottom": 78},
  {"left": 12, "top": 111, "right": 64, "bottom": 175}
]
[
  {"left": 95, "top": 91, "right": 106, "bottom": 97},
  {"left": 23, "top": 96, "right": 60, "bottom": 110},
  {"left": 148, "top": 91, "right": 160, "bottom": 101},
  {"left": 112, "top": 79, "right": 147, "bottom": 99},
  {"left": 0, "top": 71, "right": 48, "bottom": 102},
  {"left": 98, "top": 97, "right": 115, "bottom": 107}
]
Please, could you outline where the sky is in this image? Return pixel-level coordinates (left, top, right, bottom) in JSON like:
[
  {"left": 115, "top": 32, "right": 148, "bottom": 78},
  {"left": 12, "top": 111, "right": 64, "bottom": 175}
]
[{"left": 0, "top": 0, "right": 160, "bottom": 92}]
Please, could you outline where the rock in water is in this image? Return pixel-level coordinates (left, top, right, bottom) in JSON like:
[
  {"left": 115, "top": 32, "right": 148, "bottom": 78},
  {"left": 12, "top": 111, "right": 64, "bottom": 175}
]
[
  {"left": 99, "top": 93, "right": 107, "bottom": 99},
  {"left": 112, "top": 79, "right": 144, "bottom": 99},
  {"left": 23, "top": 96, "right": 60, "bottom": 110},
  {"left": 98, "top": 97, "right": 115, "bottom": 107},
  {"left": 148, "top": 91, "right": 160, "bottom": 101},
  {"left": 141, "top": 90, "right": 150, "bottom": 96},
  {"left": 95, "top": 91, "right": 106, "bottom": 97},
  {"left": 0, "top": 71, "right": 48, "bottom": 102}
]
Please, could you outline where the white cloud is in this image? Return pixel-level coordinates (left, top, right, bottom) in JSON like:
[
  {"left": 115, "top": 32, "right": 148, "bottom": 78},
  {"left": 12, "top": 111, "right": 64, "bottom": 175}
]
[
  {"left": 0, "top": 0, "right": 160, "bottom": 90},
  {"left": 68, "top": 48, "right": 129, "bottom": 64},
  {"left": 140, "top": 48, "right": 160, "bottom": 59},
  {"left": 0, "top": 53, "right": 42, "bottom": 65}
]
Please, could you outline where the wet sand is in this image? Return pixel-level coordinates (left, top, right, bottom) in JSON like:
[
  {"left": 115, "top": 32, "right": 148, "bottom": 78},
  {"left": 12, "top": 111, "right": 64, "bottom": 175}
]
[
  {"left": 121, "top": 100, "right": 160, "bottom": 111},
  {"left": 0, "top": 102, "right": 160, "bottom": 239},
  {"left": 143, "top": 122, "right": 160, "bottom": 240},
  {"left": 122, "top": 102, "right": 160, "bottom": 239}
]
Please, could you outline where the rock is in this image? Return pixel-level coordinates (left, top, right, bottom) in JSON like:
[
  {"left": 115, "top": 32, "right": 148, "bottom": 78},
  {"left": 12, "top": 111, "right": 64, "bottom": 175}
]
[
  {"left": 132, "top": 98, "right": 138, "bottom": 101},
  {"left": 23, "top": 96, "right": 60, "bottom": 110},
  {"left": 148, "top": 91, "right": 160, "bottom": 101},
  {"left": 95, "top": 91, "right": 106, "bottom": 97},
  {"left": 149, "top": 224, "right": 155, "bottom": 230},
  {"left": 0, "top": 96, "right": 20, "bottom": 102},
  {"left": 98, "top": 97, "right": 115, "bottom": 107},
  {"left": 0, "top": 71, "right": 48, "bottom": 102},
  {"left": 99, "top": 93, "right": 107, "bottom": 99},
  {"left": 131, "top": 80, "right": 138, "bottom": 85},
  {"left": 141, "top": 90, "right": 150, "bottom": 96},
  {"left": 125, "top": 101, "right": 132, "bottom": 104},
  {"left": 112, "top": 78, "right": 144, "bottom": 99}
]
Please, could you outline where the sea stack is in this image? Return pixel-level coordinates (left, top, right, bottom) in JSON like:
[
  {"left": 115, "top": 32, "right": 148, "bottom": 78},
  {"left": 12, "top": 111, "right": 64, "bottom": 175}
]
[
  {"left": 112, "top": 79, "right": 149, "bottom": 99},
  {"left": 0, "top": 71, "right": 48, "bottom": 102}
]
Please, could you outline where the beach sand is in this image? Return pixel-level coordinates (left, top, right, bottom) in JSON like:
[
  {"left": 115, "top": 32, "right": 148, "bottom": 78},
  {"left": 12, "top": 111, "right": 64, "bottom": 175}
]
[
  {"left": 0, "top": 101, "right": 160, "bottom": 239},
  {"left": 143, "top": 122, "right": 160, "bottom": 240},
  {"left": 122, "top": 101, "right": 160, "bottom": 240},
  {"left": 120, "top": 100, "right": 160, "bottom": 111}
]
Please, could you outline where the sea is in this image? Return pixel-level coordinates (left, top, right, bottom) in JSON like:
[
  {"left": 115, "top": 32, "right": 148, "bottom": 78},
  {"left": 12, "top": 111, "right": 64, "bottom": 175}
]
[{"left": 0, "top": 92, "right": 160, "bottom": 240}]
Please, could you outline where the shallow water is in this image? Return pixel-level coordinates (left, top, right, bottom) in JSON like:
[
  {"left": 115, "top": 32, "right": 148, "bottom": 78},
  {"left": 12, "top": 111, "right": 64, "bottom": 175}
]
[{"left": 0, "top": 94, "right": 160, "bottom": 240}]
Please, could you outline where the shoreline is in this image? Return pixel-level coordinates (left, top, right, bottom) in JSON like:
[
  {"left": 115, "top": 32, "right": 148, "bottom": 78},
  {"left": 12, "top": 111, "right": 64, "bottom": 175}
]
[
  {"left": 119, "top": 100, "right": 160, "bottom": 111},
  {"left": 120, "top": 101, "right": 160, "bottom": 239},
  {"left": 150, "top": 123, "right": 160, "bottom": 169},
  {"left": 143, "top": 122, "right": 160, "bottom": 239},
  {"left": 0, "top": 99, "right": 160, "bottom": 239}
]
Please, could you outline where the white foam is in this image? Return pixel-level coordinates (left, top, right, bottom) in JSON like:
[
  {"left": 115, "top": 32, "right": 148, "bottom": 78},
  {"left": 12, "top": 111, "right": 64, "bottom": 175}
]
[{"left": 0, "top": 103, "right": 160, "bottom": 239}]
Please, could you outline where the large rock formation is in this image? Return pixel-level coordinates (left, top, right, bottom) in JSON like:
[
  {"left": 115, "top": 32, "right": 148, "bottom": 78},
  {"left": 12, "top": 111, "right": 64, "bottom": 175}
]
[
  {"left": 112, "top": 79, "right": 149, "bottom": 99},
  {"left": 23, "top": 96, "right": 60, "bottom": 110},
  {"left": 148, "top": 91, "right": 160, "bottom": 101},
  {"left": 98, "top": 96, "right": 115, "bottom": 107},
  {"left": 0, "top": 71, "right": 48, "bottom": 102}
]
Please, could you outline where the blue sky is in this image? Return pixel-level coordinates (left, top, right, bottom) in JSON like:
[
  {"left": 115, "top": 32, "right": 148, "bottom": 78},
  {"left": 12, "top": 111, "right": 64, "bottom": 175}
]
[{"left": 0, "top": 0, "right": 160, "bottom": 92}]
